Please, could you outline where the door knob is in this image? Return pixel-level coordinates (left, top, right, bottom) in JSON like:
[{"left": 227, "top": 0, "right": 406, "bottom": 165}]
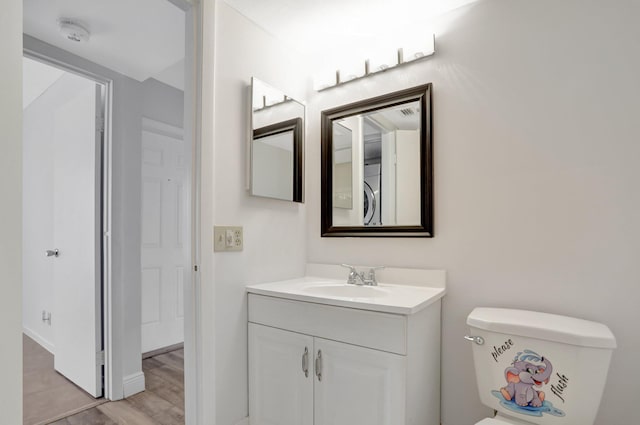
[{"left": 45, "top": 249, "right": 59, "bottom": 257}]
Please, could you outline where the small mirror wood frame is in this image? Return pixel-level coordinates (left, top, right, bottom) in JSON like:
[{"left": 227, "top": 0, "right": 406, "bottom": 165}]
[
  {"left": 321, "top": 84, "right": 433, "bottom": 237},
  {"left": 253, "top": 117, "right": 304, "bottom": 202}
]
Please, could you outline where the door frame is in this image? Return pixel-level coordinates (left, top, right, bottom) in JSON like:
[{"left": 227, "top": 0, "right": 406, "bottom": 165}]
[
  {"left": 22, "top": 0, "right": 202, "bottom": 422},
  {"left": 23, "top": 47, "right": 112, "bottom": 396},
  {"left": 172, "top": 0, "right": 201, "bottom": 423}
]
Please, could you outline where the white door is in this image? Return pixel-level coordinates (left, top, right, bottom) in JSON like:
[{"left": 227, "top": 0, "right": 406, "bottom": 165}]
[
  {"left": 52, "top": 82, "right": 103, "bottom": 398},
  {"left": 314, "top": 338, "right": 406, "bottom": 425},
  {"left": 141, "top": 118, "right": 189, "bottom": 353},
  {"left": 249, "top": 324, "right": 314, "bottom": 425}
]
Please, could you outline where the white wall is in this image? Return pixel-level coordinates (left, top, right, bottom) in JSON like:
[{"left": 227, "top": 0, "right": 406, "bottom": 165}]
[
  {"left": 208, "top": 2, "right": 310, "bottom": 423},
  {"left": 0, "top": 0, "right": 23, "bottom": 422},
  {"left": 306, "top": 1, "right": 640, "bottom": 424}
]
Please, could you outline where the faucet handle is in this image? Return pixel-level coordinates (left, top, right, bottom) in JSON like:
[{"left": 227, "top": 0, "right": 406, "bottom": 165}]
[
  {"left": 340, "top": 264, "right": 359, "bottom": 284},
  {"left": 340, "top": 264, "right": 358, "bottom": 272},
  {"left": 366, "top": 266, "right": 385, "bottom": 284}
]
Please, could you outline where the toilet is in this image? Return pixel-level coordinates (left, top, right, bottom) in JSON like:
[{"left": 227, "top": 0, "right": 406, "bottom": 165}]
[{"left": 465, "top": 308, "right": 616, "bottom": 425}]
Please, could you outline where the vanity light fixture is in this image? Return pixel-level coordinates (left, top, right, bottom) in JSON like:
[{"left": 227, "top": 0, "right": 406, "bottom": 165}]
[{"left": 313, "top": 34, "right": 435, "bottom": 91}]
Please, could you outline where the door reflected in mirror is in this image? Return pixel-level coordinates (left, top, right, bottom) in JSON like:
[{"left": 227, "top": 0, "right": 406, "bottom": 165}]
[
  {"left": 250, "top": 77, "right": 305, "bottom": 203},
  {"left": 322, "top": 84, "right": 433, "bottom": 237},
  {"left": 332, "top": 123, "right": 353, "bottom": 210}
]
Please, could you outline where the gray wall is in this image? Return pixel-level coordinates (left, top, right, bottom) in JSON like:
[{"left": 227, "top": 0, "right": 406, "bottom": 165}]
[{"left": 142, "top": 78, "right": 184, "bottom": 128}]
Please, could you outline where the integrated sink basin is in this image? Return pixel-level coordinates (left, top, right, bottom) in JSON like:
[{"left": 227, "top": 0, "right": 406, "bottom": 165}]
[
  {"left": 246, "top": 273, "right": 446, "bottom": 314},
  {"left": 302, "top": 283, "right": 389, "bottom": 299}
]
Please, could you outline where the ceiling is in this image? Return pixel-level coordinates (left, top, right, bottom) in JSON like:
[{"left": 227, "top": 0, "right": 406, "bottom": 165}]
[
  {"left": 23, "top": 0, "right": 185, "bottom": 89},
  {"left": 22, "top": 0, "right": 476, "bottom": 92},
  {"left": 223, "top": 0, "right": 478, "bottom": 62}
]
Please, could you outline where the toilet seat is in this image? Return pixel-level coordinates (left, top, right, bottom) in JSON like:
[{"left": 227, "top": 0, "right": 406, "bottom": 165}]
[
  {"left": 475, "top": 419, "right": 512, "bottom": 425},
  {"left": 475, "top": 415, "right": 532, "bottom": 425}
]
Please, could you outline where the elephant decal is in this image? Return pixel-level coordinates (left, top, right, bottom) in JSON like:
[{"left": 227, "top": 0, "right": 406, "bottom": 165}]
[{"left": 500, "top": 351, "right": 553, "bottom": 408}]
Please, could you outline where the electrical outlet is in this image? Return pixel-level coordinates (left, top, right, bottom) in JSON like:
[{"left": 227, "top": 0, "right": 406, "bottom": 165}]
[{"left": 214, "top": 226, "right": 243, "bottom": 252}]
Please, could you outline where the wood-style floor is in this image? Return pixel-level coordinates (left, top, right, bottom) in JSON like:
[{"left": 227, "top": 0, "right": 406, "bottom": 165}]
[
  {"left": 24, "top": 335, "right": 185, "bottom": 425},
  {"left": 23, "top": 334, "right": 105, "bottom": 425}
]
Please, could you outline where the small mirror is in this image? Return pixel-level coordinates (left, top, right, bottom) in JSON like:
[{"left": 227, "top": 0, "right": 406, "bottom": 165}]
[
  {"left": 321, "top": 84, "right": 433, "bottom": 237},
  {"left": 250, "top": 77, "right": 305, "bottom": 202}
]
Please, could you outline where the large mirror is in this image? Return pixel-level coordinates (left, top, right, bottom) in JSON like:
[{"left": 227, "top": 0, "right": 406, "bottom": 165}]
[
  {"left": 250, "top": 77, "right": 305, "bottom": 202},
  {"left": 321, "top": 84, "right": 433, "bottom": 237}
]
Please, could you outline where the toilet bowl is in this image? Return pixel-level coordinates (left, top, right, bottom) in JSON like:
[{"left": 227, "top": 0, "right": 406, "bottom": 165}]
[{"left": 466, "top": 308, "right": 616, "bottom": 425}]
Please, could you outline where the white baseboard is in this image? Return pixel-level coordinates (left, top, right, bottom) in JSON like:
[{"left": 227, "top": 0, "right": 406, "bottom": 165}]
[
  {"left": 234, "top": 417, "right": 249, "bottom": 425},
  {"left": 23, "top": 326, "right": 55, "bottom": 354},
  {"left": 123, "top": 371, "right": 146, "bottom": 398}
]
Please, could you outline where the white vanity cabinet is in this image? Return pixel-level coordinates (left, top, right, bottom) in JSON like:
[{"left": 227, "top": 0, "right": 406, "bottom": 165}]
[
  {"left": 248, "top": 292, "right": 442, "bottom": 425},
  {"left": 312, "top": 336, "right": 406, "bottom": 425},
  {"left": 249, "top": 324, "right": 313, "bottom": 425}
]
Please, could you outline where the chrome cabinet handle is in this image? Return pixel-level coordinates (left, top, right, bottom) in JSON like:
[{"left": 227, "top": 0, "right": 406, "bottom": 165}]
[
  {"left": 45, "top": 249, "right": 59, "bottom": 257},
  {"left": 302, "top": 347, "right": 309, "bottom": 378},
  {"left": 315, "top": 350, "right": 322, "bottom": 381}
]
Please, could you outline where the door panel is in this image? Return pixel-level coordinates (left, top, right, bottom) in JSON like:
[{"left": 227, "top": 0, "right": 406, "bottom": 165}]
[
  {"left": 52, "top": 82, "right": 103, "bottom": 398},
  {"left": 141, "top": 119, "right": 189, "bottom": 353},
  {"left": 314, "top": 338, "right": 406, "bottom": 425},
  {"left": 249, "top": 324, "right": 314, "bottom": 425}
]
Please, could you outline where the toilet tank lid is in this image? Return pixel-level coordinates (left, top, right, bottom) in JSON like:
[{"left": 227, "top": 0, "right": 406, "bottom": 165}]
[{"left": 467, "top": 308, "right": 616, "bottom": 349}]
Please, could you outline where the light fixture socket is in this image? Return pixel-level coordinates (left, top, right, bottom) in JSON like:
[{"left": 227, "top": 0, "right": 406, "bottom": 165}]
[
  {"left": 58, "top": 18, "right": 90, "bottom": 43},
  {"left": 402, "top": 34, "right": 435, "bottom": 63},
  {"left": 313, "top": 68, "right": 339, "bottom": 91},
  {"left": 367, "top": 50, "right": 398, "bottom": 74},
  {"left": 338, "top": 60, "right": 366, "bottom": 83}
]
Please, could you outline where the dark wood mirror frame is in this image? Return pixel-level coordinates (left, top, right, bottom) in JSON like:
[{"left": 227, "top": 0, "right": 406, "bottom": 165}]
[
  {"left": 321, "top": 84, "right": 433, "bottom": 237},
  {"left": 253, "top": 117, "right": 304, "bottom": 203}
]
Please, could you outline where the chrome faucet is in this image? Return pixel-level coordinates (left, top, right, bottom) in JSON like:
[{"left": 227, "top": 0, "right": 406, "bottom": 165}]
[{"left": 340, "top": 264, "right": 385, "bottom": 286}]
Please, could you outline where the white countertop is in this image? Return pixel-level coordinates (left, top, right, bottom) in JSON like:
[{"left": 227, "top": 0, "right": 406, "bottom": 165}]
[{"left": 246, "top": 276, "right": 446, "bottom": 315}]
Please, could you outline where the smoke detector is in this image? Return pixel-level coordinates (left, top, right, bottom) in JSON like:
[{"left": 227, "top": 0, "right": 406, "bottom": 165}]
[{"left": 58, "top": 18, "right": 90, "bottom": 43}]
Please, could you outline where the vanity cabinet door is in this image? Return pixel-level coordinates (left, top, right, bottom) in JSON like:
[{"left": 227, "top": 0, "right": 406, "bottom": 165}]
[
  {"left": 313, "top": 338, "right": 406, "bottom": 425},
  {"left": 249, "top": 323, "right": 314, "bottom": 425}
]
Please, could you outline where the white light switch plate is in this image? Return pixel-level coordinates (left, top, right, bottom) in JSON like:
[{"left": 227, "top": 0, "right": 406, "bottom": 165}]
[{"left": 214, "top": 226, "right": 243, "bottom": 252}]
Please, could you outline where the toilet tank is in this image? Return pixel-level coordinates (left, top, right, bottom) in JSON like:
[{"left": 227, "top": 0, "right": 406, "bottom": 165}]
[{"left": 466, "top": 308, "right": 616, "bottom": 425}]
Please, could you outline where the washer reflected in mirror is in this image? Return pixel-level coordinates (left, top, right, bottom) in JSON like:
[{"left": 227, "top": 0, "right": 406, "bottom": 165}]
[{"left": 321, "top": 84, "right": 433, "bottom": 237}]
